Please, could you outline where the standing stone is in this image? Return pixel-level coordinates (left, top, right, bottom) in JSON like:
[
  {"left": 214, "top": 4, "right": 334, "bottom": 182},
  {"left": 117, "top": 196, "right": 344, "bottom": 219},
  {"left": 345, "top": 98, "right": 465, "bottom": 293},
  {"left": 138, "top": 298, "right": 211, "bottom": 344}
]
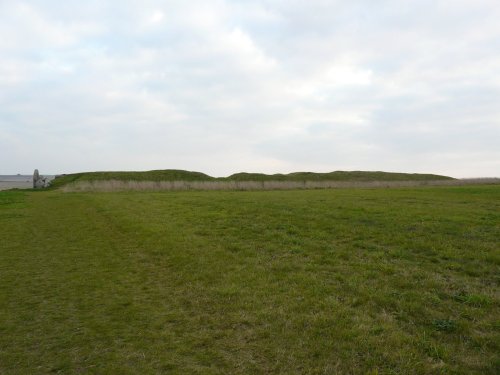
[
  {"left": 33, "top": 169, "right": 40, "bottom": 188},
  {"left": 33, "top": 169, "right": 50, "bottom": 188}
]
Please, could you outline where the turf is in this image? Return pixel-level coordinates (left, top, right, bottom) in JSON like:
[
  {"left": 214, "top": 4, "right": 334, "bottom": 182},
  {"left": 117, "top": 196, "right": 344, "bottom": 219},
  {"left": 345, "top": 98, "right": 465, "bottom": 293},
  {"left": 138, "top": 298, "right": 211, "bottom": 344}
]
[{"left": 0, "top": 186, "right": 498, "bottom": 374}]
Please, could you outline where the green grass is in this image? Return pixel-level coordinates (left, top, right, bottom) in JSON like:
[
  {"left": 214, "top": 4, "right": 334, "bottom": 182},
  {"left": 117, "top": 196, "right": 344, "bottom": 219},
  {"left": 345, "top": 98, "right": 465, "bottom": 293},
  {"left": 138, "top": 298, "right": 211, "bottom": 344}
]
[
  {"left": 49, "top": 169, "right": 454, "bottom": 189},
  {"left": 0, "top": 186, "right": 498, "bottom": 374}
]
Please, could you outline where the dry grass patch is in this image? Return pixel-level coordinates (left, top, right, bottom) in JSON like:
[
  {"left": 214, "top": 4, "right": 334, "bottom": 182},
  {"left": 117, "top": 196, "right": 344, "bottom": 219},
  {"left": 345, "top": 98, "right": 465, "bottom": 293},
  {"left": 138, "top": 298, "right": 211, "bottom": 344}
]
[{"left": 61, "top": 178, "right": 500, "bottom": 192}]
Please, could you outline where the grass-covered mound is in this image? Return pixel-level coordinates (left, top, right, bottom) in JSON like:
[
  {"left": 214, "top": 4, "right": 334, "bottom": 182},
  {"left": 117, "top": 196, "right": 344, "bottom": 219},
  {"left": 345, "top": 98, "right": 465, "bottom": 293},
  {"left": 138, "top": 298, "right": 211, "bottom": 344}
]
[
  {"left": 50, "top": 169, "right": 454, "bottom": 189},
  {"left": 227, "top": 171, "right": 454, "bottom": 182},
  {"left": 50, "top": 169, "right": 213, "bottom": 189}
]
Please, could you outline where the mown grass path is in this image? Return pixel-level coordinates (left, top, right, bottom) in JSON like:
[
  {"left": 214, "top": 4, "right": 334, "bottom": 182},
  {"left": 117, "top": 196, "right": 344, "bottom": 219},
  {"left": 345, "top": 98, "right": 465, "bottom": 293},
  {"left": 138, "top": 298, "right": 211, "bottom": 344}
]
[{"left": 0, "top": 187, "right": 499, "bottom": 374}]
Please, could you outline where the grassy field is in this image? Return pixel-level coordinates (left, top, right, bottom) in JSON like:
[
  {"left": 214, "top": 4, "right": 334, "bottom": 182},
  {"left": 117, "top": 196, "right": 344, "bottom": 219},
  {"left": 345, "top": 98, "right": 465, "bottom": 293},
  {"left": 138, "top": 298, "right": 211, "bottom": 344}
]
[{"left": 0, "top": 186, "right": 499, "bottom": 374}]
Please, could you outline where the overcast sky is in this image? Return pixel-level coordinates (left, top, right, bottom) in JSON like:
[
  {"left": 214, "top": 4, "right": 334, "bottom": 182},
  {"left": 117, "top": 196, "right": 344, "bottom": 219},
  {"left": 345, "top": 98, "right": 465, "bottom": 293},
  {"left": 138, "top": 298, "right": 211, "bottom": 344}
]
[{"left": 1, "top": 0, "right": 499, "bottom": 177}]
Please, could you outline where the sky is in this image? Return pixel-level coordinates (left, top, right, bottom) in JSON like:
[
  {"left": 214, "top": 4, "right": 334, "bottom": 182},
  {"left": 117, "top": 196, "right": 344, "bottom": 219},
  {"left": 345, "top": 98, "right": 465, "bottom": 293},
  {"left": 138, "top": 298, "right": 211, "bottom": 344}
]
[{"left": 1, "top": 0, "right": 499, "bottom": 177}]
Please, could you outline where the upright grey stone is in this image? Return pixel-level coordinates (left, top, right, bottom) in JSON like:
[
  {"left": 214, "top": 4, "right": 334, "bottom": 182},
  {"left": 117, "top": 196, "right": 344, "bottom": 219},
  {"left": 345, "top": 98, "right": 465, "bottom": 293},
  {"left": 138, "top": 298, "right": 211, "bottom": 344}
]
[
  {"left": 33, "top": 169, "right": 40, "bottom": 188},
  {"left": 33, "top": 169, "right": 50, "bottom": 188}
]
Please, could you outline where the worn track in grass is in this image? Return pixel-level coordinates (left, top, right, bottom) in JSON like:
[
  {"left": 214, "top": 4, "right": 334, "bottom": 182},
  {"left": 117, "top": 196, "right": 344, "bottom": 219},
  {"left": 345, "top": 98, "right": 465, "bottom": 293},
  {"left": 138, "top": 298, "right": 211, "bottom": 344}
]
[{"left": 0, "top": 186, "right": 499, "bottom": 374}]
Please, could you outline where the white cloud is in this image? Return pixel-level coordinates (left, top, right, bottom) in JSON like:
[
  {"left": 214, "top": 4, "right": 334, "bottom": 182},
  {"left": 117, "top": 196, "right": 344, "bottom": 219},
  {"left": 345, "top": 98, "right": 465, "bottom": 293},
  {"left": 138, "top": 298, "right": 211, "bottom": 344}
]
[
  {"left": 0, "top": 0, "right": 499, "bottom": 177},
  {"left": 149, "top": 10, "right": 165, "bottom": 24}
]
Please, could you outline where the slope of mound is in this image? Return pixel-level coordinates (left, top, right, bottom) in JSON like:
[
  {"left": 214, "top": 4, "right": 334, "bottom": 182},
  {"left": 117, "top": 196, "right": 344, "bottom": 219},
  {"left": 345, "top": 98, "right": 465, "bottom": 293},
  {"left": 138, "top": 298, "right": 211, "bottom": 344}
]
[
  {"left": 227, "top": 171, "right": 454, "bottom": 182},
  {"left": 50, "top": 169, "right": 213, "bottom": 188},
  {"left": 50, "top": 169, "right": 454, "bottom": 189}
]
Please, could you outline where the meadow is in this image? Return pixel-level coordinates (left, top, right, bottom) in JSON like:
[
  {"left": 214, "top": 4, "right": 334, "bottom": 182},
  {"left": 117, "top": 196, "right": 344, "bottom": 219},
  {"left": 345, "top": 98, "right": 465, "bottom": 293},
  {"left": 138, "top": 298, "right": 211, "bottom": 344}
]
[{"left": 0, "top": 185, "right": 499, "bottom": 374}]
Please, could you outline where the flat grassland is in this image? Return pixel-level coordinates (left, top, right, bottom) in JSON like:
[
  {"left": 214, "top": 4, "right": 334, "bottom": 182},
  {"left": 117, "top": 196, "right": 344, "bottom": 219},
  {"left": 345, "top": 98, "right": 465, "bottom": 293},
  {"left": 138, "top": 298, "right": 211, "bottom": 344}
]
[{"left": 0, "top": 186, "right": 498, "bottom": 374}]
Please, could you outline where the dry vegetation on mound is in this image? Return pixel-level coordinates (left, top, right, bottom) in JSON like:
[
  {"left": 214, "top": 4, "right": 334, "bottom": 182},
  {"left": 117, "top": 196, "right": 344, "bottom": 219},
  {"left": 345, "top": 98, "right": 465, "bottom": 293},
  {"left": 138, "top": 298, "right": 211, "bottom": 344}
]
[{"left": 61, "top": 178, "right": 500, "bottom": 192}]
